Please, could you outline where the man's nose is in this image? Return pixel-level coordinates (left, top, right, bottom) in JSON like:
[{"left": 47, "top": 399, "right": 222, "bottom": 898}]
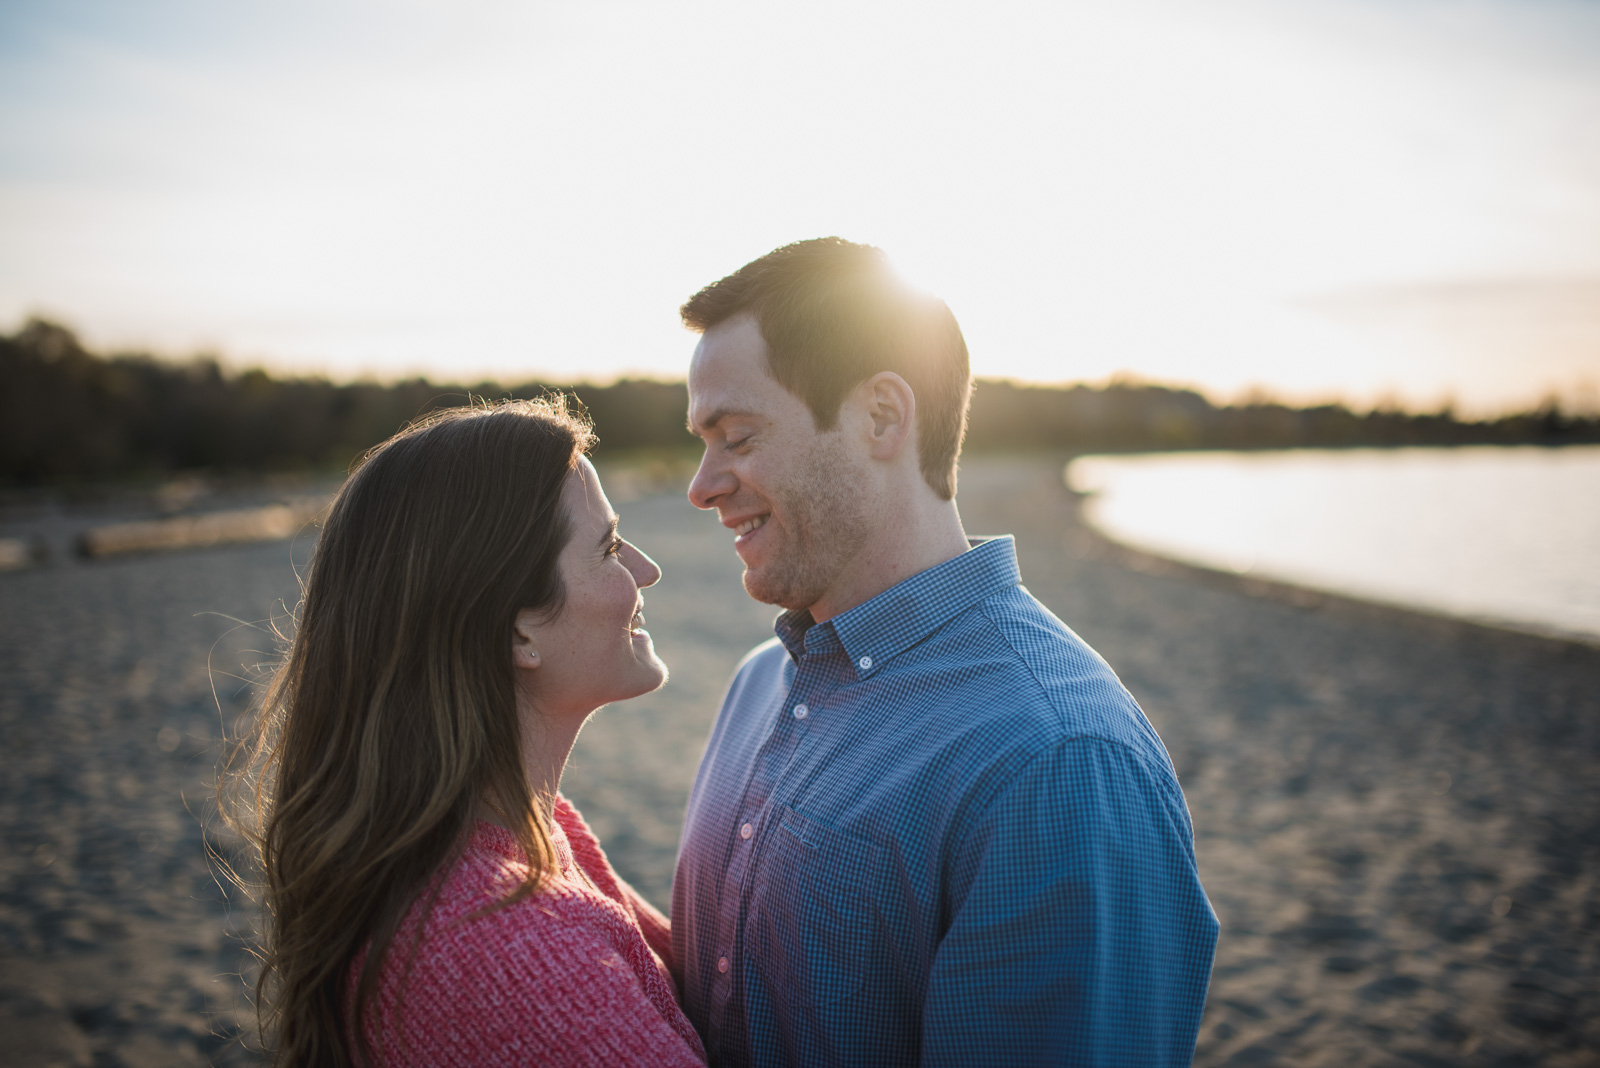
[{"left": 687, "top": 449, "right": 733, "bottom": 511}]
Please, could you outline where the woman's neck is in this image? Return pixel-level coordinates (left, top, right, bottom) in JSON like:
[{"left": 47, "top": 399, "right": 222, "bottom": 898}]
[
  {"left": 521, "top": 714, "right": 586, "bottom": 819},
  {"left": 479, "top": 713, "right": 583, "bottom": 829},
  {"left": 506, "top": 680, "right": 594, "bottom": 823}
]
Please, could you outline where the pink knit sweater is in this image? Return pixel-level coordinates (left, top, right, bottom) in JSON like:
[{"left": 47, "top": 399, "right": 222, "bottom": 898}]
[{"left": 348, "top": 796, "right": 706, "bottom": 1066}]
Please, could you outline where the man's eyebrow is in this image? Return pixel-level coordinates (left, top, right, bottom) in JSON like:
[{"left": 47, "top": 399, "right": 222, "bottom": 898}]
[
  {"left": 687, "top": 407, "right": 755, "bottom": 435},
  {"left": 596, "top": 515, "right": 619, "bottom": 549}
]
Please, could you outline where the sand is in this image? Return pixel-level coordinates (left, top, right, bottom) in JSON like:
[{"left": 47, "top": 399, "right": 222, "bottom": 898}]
[{"left": 0, "top": 456, "right": 1595, "bottom": 1066}]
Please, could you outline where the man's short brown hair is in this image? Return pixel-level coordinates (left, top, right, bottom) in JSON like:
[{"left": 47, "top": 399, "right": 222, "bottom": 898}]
[{"left": 681, "top": 237, "right": 971, "bottom": 500}]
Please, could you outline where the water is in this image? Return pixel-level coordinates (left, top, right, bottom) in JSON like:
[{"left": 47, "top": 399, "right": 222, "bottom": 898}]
[{"left": 1066, "top": 445, "right": 1600, "bottom": 642}]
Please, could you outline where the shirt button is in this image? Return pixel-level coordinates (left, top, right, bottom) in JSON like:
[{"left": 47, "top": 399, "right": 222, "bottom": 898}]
[
  {"left": 858, "top": 655, "right": 873, "bottom": 670},
  {"left": 740, "top": 822, "right": 753, "bottom": 839},
  {"left": 717, "top": 956, "right": 730, "bottom": 974},
  {"left": 793, "top": 703, "right": 808, "bottom": 719}
]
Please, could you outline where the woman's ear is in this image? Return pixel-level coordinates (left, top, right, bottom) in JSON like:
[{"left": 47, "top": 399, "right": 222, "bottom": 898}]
[{"left": 512, "top": 609, "right": 541, "bottom": 670}]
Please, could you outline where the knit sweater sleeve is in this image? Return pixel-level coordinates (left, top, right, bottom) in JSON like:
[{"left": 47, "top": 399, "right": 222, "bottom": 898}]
[
  {"left": 374, "top": 902, "right": 705, "bottom": 1068},
  {"left": 618, "top": 878, "right": 675, "bottom": 974},
  {"left": 554, "top": 797, "right": 675, "bottom": 973}
]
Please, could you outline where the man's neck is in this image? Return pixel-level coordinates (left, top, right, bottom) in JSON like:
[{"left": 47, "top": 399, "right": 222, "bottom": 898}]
[{"left": 808, "top": 496, "right": 969, "bottom": 623}]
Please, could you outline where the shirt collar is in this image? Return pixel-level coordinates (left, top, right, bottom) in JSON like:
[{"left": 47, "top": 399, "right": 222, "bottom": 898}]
[{"left": 773, "top": 536, "right": 1020, "bottom": 676}]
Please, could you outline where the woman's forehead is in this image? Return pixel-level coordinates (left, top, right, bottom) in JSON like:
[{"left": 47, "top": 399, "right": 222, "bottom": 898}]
[{"left": 563, "top": 459, "right": 612, "bottom": 523}]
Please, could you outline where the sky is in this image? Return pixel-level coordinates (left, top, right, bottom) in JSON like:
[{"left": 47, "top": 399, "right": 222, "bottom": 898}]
[{"left": 2, "top": 0, "right": 1598, "bottom": 415}]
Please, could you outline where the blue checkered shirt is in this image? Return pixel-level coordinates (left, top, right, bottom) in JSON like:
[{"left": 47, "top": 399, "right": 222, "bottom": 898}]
[{"left": 671, "top": 536, "right": 1218, "bottom": 1067}]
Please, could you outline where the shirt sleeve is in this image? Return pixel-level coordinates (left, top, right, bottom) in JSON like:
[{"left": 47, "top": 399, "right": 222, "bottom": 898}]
[
  {"left": 921, "top": 737, "right": 1218, "bottom": 1067},
  {"left": 380, "top": 908, "right": 707, "bottom": 1068}
]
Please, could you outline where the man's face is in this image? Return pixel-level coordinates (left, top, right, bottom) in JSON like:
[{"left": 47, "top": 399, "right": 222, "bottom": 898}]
[{"left": 686, "top": 313, "right": 870, "bottom": 613}]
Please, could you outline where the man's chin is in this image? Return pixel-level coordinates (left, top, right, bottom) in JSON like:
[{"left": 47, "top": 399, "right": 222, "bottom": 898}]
[{"left": 741, "top": 568, "right": 814, "bottom": 613}]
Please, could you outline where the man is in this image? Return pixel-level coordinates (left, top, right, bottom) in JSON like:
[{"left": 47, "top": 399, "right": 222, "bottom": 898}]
[{"left": 672, "top": 238, "right": 1217, "bottom": 1067}]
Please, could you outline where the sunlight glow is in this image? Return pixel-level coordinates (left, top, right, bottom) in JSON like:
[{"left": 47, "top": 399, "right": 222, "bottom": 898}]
[{"left": 1, "top": 0, "right": 1597, "bottom": 412}]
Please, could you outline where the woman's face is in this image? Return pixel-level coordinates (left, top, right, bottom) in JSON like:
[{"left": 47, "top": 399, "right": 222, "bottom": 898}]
[{"left": 514, "top": 458, "right": 666, "bottom": 717}]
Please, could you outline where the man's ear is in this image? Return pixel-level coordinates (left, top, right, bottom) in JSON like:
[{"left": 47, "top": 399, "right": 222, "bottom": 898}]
[
  {"left": 512, "top": 609, "right": 542, "bottom": 670},
  {"left": 858, "top": 372, "right": 916, "bottom": 462}
]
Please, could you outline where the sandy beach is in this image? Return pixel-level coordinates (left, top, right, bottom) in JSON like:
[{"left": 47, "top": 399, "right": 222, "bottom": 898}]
[{"left": 1, "top": 455, "right": 1595, "bottom": 1066}]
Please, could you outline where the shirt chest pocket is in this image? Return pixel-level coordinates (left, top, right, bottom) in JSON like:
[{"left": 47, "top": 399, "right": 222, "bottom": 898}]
[{"left": 746, "top": 805, "right": 885, "bottom": 1007}]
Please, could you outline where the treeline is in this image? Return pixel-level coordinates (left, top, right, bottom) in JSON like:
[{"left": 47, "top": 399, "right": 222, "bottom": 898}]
[
  {"left": 965, "top": 379, "right": 1599, "bottom": 452},
  {"left": 0, "top": 320, "right": 693, "bottom": 485},
  {"left": 3, "top": 318, "right": 1596, "bottom": 486}
]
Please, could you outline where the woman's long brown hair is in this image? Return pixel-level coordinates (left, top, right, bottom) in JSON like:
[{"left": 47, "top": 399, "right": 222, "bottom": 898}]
[{"left": 222, "top": 397, "right": 596, "bottom": 1066}]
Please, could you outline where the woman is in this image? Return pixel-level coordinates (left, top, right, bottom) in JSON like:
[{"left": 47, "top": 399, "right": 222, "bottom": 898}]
[{"left": 227, "top": 398, "right": 706, "bottom": 1067}]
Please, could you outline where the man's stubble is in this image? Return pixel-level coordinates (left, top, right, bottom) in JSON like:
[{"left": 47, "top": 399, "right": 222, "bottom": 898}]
[{"left": 742, "top": 431, "right": 871, "bottom": 614}]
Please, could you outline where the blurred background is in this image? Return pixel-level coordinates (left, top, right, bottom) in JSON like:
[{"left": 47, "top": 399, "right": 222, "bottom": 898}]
[{"left": 1, "top": 1, "right": 1597, "bottom": 1065}]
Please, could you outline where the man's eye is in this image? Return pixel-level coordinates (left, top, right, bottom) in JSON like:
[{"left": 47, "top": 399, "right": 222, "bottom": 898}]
[{"left": 725, "top": 434, "right": 752, "bottom": 451}]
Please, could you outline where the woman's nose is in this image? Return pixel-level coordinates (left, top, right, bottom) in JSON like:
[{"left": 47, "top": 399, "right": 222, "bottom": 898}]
[{"left": 624, "top": 542, "right": 662, "bottom": 588}]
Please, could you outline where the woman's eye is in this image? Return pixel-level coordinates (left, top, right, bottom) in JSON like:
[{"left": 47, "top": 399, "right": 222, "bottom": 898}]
[{"left": 606, "top": 538, "right": 624, "bottom": 557}]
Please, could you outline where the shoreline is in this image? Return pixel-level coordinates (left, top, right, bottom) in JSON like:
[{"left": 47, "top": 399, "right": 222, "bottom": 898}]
[
  {"left": 1066, "top": 487, "right": 1600, "bottom": 655},
  {"left": 1062, "top": 445, "right": 1600, "bottom": 654}
]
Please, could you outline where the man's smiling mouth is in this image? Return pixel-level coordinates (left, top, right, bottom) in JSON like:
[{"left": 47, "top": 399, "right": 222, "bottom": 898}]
[{"left": 735, "top": 515, "right": 768, "bottom": 537}]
